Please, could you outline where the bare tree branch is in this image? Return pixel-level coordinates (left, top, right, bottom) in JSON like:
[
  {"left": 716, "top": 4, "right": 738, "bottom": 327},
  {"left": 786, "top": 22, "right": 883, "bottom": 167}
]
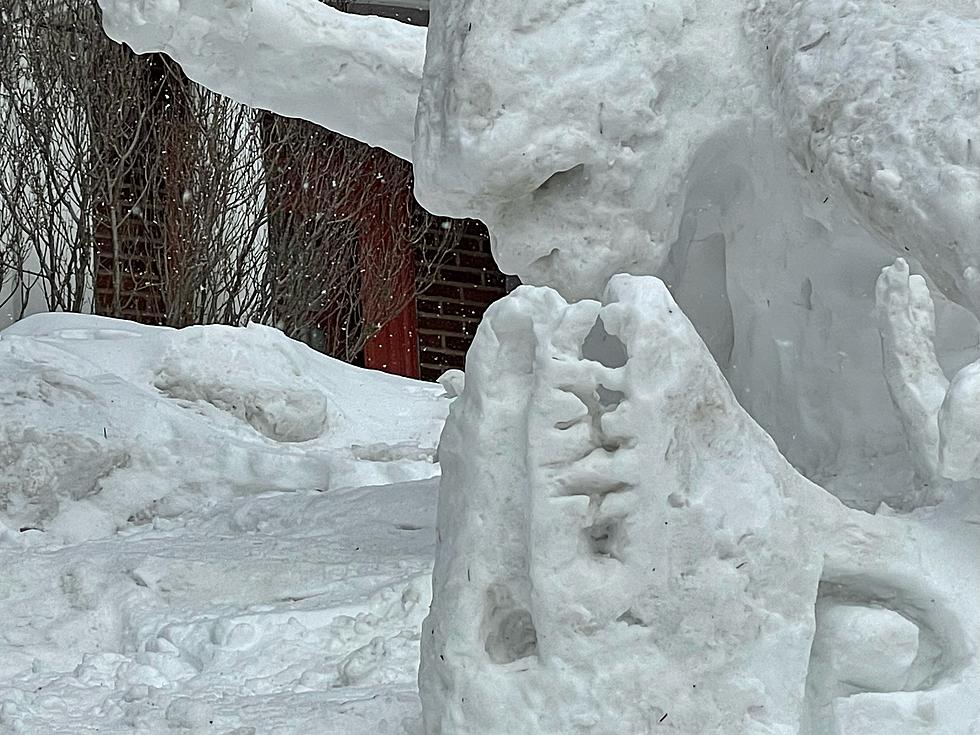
[{"left": 0, "top": 0, "right": 460, "bottom": 365}]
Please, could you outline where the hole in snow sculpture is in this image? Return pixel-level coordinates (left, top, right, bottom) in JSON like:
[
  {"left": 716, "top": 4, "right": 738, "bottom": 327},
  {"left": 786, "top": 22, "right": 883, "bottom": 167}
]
[
  {"left": 483, "top": 584, "right": 537, "bottom": 665},
  {"left": 595, "top": 385, "right": 624, "bottom": 410},
  {"left": 615, "top": 609, "right": 646, "bottom": 627},
  {"left": 583, "top": 515, "right": 626, "bottom": 561},
  {"left": 582, "top": 317, "right": 628, "bottom": 369}
]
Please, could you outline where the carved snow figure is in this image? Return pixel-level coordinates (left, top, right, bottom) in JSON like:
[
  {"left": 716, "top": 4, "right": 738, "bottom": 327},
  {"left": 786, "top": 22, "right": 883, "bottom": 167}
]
[
  {"left": 93, "top": 0, "right": 980, "bottom": 732},
  {"left": 95, "top": 0, "right": 980, "bottom": 487},
  {"left": 424, "top": 276, "right": 978, "bottom": 734},
  {"left": 95, "top": 0, "right": 980, "bottom": 310},
  {"left": 413, "top": 0, "right": 755, "bottom": 302}
]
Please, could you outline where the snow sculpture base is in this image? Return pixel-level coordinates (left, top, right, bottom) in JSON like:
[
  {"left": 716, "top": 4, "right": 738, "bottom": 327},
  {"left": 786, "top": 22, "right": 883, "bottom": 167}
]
[{"left": 423, "top": 276, "right": 829, "bottom": 733}]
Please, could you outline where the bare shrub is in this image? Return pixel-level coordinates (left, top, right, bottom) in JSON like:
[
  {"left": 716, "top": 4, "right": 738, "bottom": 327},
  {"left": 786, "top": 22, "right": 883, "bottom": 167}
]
[{"left": 0, "top": 0, "right": 460, "bottom": 362}]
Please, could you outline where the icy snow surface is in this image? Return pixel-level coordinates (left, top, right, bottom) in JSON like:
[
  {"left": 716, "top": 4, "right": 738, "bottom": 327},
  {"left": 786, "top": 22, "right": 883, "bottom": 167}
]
[{"left": 0, "top": 315, "right": 448, "bottom": 733}]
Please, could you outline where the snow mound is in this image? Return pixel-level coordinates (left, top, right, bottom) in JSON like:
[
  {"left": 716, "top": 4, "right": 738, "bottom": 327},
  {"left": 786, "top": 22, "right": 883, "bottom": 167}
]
[
  {"left": 0, "top": 314, "right": 448, "bottom": 542},
  {"left": 154, "top": 324, "right": 333, "bottom": 443}
]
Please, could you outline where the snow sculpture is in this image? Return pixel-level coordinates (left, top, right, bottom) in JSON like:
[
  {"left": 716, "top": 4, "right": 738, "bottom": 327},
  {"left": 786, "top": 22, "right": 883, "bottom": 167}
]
[
  {"left": 426, "top": 276, "right": 826, "bottom": 733},
  {"left": 94, "top": 0, "right": 980, "bottom": 732},
  {"left": 425, "top": 276, "right": 978, "bottom": 734},
  {"left": 756, "top": 0, "right": 980, "bottom": 315},
  {"left": 97, "top": 0, "right": 425, "bottom": 159},
  {"left": 96, "top": 0, "right": 980, "bottom": 315},
  {"left": 413, "top": 0, "right": 754, "bottom": 301},
  {"left": 877, "top": 258, "right": 980, "bottom": 484}
]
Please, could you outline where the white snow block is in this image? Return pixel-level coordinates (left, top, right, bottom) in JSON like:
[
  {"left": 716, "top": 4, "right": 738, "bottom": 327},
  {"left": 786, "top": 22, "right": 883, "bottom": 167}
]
[{"left": 421, "top": 276, "right": 834, "bottom": 734}]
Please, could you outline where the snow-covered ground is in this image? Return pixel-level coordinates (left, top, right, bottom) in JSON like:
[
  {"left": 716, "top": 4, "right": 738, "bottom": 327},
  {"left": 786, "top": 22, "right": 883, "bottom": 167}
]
[{"left": 0, "top": 314, "right": 450, "bottom": 734}]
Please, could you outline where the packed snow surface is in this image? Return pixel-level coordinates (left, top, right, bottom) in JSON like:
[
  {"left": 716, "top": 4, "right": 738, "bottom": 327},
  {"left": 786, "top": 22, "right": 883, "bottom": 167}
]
[{"left": 0, "top": 315, "right": 449, "bottom": 733}]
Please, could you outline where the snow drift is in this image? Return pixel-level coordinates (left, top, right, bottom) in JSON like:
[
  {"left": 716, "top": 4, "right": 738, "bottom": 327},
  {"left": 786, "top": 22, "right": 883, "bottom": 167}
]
[
  {"left": 0, "top": 314, "right": 451, "bottom": 733},
  {"left": 0, "top": 314, "right": 447, "bottom": 542}
]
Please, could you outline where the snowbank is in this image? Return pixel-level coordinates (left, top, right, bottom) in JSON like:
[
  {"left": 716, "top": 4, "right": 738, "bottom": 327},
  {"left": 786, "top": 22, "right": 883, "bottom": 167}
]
[
  {"left": 0, "top": 314, "right": 451, "bottom": 732},
  {"left": 0, "top": 314, "right": 447, "bottom": 543}
]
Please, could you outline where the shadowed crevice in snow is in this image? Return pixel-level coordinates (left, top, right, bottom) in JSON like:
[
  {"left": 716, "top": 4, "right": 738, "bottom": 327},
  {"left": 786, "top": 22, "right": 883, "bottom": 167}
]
[
  {"left": 483, "top": 584, "right": 538, "bottom": 665},
  {"left": 583, "top": 515, "right": 627, "bottom": 562},
  {"left": 583, "top": 317, "right": 628, "bottom": 369},
  {"left": 803, "top": 574, "right": 969, "bottom": 735}
]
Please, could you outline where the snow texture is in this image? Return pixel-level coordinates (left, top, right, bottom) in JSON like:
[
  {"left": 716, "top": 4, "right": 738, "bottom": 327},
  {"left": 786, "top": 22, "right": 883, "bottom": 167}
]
[
  {"left": 0, "top": 315, "right": 446, "bottom": 541},
  {"left": 96, "top": 0, "right": 425, "bottom": 160},
  {"left": 0, "top": 315, "right": 449, "bottom": 733}
]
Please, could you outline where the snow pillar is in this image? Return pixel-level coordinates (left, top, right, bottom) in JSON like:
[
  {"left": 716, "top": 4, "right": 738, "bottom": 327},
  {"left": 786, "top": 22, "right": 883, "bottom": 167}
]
[{"left": 420, "top": 275, "right": 831, "bottom": 735}]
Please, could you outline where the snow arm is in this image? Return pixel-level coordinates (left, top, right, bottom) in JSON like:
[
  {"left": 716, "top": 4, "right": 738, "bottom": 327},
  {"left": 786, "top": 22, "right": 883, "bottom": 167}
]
[
  {"left": 876, "top": 257, "right": 980, "bottom": 484},
  {"left": 96, "top": 0, "right": 426, "bottom": 161},
  {"left": 875, "top": 258, "right": 949, "bottom": 481}
]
